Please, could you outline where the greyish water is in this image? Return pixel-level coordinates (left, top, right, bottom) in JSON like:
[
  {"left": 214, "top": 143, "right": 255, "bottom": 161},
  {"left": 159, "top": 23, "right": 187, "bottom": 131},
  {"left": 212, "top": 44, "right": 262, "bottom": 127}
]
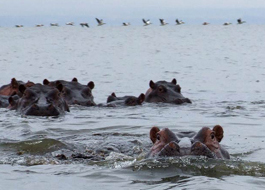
[{"left": 0, "top": 25, "right": 265, "bottom": 189}]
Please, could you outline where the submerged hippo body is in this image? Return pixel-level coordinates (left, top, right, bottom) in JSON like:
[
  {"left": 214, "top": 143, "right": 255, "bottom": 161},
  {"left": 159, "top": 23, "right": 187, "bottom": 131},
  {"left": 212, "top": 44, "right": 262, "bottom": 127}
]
[
  {"left": 147, "top": 125, "right": 229, "bottom": 159},
  {"left": 106, "top": 92, "right": 145, "bottom": 107},
  {"left": 43, "top": 78, "right": 96, "bottom": 106},
  {"left": 9, "top": 84, "right": 69, "bottom": 116},
  {"left": 0, "top": 78, "right": 34, "bottom": 97},
  {"left": 145, "top": 78, "right": 191, "bottom": 104}
]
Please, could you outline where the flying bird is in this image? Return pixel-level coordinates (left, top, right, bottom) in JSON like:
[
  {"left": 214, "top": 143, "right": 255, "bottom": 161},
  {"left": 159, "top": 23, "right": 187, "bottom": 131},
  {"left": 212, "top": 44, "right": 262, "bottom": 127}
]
[
  {"left": 237, "top": 18, "right": 246, "bottom": 24},
  {"left": 80, "top": 23, "right": 89, "bottom": 27},
  {"left": 66, "top": 22, "right": 74, "bottom": 26},
  {"left": 96, "top": 18, "right": 106, "bottom": 26},
  {"left": 123, "top": 22, "right": 130, "bottom": 26},
  {"left": 142, "top": 19, "right": 151, "bottom": 26},
  {"left": 50, "top": 23, "right": 59, "bottom": 26},
  {"left": 176, "top": 19, "right": 184, "bottom": 25},
  {"left": 159, "top": 19, "right": 168, "bottom": 26}
]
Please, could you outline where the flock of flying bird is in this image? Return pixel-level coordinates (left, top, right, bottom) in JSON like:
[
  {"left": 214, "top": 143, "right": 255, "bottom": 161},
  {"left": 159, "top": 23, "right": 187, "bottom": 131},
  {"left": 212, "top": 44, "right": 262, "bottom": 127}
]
[{"left": 14, "top": 18, "right": 246, "bottom": 28}]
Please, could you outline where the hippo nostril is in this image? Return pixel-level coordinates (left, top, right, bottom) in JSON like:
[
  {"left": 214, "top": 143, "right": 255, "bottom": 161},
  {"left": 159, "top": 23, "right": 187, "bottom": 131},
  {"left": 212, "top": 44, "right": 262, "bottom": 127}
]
[
  {"left": 47, "top": 104, "right": 55, "bottom": 110},
  {"left": 87, "top": 100, "right": 95, "bottom": 106},
  {"left": 73, "top": 100, "right": 79, "bottom": 104}
]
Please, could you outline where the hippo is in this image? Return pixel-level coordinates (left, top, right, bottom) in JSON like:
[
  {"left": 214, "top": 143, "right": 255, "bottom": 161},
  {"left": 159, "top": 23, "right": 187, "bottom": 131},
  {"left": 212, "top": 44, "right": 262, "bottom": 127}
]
[
  {"left": 147, "top": 125, "right": 230, "bottom": 159},
  {"left": 106, "top": 92, "right": 145, "bottom": 107},
  {"left": 9, "top": 83, "right": 69, "bottom": 116},
  {"left": 43, "top": 78, "right": 96, "bottom": 106},
  {"left": 0, "top": 95, "right": 20, "bottom": 108},
  {"left": 145, "top": 79, "right": 191, "bottom": 104},
  {"left": 0, "top": 78, "right": 34, "bottom": 97}
]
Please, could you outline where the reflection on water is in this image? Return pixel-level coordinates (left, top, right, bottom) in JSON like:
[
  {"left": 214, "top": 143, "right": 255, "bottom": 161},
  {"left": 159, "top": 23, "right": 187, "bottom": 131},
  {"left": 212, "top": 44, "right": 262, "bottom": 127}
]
[{"left": 1, "top": 25, "right": 265, "bottom": 189}]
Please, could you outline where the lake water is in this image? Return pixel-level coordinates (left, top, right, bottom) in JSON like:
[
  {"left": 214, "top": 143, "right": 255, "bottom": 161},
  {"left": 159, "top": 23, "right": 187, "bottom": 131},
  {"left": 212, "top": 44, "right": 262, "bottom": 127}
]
[{"left": 0, "top": 25, "right": 265, "bottom": 189}]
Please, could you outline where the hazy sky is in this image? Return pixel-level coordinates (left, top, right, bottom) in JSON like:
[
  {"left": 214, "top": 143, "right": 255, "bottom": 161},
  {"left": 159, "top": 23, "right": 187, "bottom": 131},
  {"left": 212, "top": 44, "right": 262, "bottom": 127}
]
[{"left": 1, "top": 0, "right": 265, "bottom": 26}]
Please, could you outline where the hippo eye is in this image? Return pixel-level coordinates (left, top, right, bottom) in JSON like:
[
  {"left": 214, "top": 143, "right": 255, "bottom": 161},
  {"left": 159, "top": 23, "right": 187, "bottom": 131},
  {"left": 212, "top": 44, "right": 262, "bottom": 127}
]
[
  {"left": 211, "top": 133, "right": 215, "bottom": 139},
  {"left": 157, "top": 134, "right": 160, "bottom": 141},
  {"left": 158, "top": 86, "right": 164, "bottom": 93}
]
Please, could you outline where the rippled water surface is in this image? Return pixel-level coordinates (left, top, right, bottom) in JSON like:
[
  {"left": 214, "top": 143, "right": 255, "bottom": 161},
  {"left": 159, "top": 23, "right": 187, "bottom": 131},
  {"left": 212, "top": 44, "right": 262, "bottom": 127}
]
[{"left": 1, "top": 25, "right": 265, "bottom": 189}]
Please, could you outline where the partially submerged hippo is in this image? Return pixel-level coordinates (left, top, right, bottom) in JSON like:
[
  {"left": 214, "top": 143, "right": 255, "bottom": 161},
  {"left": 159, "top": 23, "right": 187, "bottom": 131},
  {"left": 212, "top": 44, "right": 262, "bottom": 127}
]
[
  {"left": 0, "top": 78, "right": 34, "bottom": 97},
  {"left": 43, "top": 78, "right": 96, "bottom": 106},
  {"left": 9, "top": 84, "right": 69, "bottom": 116},
  {"left": 0, "top": 95, "right": 20, "bottom": 108},
  {"left": 147, "top": 125, "right": 230, "bottom": 159},
  {"left": 106, "top": 92, "right": 145, "bottom": 107},
  {"left": 145, "top": 78, "right": 191, "bottom": 104}
]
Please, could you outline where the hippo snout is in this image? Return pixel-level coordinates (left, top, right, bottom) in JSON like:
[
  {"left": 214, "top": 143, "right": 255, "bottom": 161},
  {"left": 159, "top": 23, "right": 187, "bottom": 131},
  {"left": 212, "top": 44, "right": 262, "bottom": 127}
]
[
  {"left": 158, "top": 141, "right": 181, "bottom": 157},
  {"left": 25, "top": 103, "right": 60, "bottom": 116},
  {"left": 73, "top": 100, "right": 96, "bottom": 106},
  {"left": 86, "top": 100, "right": 96, "bottom": 106},
  {"left": 190, "top": 141, "right": 216, "bottom": 159}
]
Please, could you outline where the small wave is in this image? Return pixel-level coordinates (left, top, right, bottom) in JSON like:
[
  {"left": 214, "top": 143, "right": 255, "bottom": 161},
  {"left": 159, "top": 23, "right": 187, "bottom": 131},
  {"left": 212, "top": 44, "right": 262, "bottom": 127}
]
[
  {"left": 1, "top": 138, "right": 67, "bottom": 155},
  {"left": 129, "top": 157, "right": 265, "bottom": 177}
]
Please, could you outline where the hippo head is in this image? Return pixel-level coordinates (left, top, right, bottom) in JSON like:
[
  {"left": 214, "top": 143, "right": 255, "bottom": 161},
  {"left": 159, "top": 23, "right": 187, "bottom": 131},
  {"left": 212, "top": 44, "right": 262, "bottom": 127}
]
[
  {"left": 124, "top": 93, "right": 145, "bottom": 106},
  {"left": 107, "top": 93, "right": 145, "bottom": 106},
  {"left": 148, "top": 126, "right": 180, "bottom": 157},
  {"left": 193, "top": 125, "right": 223, "bottom": 151},
  {"left": 191, "top": 125, "right": 230, "bottom": 159},
  {"left": 15, "top": 84, "right": 69, "bottom": 116},
  {"left": 145, "top": 79, "right": 191, "bottom": 104},
  {"left": 43, "top": 78, "right": 96, "bottom": 106},
  {"left": 0, "top": 78, "right": 34, "bottom": 97},
  {"left": 147, "top": 125, "right": 230, "bottom": 159},
  {"left": 107, "top": 92, "right": 118, "bottom": 103}
]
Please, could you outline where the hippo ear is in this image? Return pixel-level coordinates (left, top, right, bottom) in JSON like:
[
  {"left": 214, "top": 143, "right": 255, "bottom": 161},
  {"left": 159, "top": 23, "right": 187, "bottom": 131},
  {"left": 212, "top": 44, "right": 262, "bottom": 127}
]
[
  {"left": 87, "top": 81, "right": 95, "bottom": 90},
  {"left": 150, "top": 126, "right": 160, "bottom": 144},
  {"left": 137, "top": 93, "right": 145, "bottom": 104},
  {"left": 11, "top": 78, "right": 19, "bottom": 88},
  {"left": 213, "top": 125, "right": 224, "bottom": 142},
  {"left": 43, "top": 79, "right": 50, "bottom": 85},
  {"left": 56, "top": 83, "right": 64, "bottom": 92},
  {"left": 149, "top": 80, "right": 156, "bottom": 89},
  {"left": 72, "top": 78, "right": 78, "bottom": 82},
  {"left": 18, "top": 84, "right": 26, "bottom": 94},
  {"left": 111, "top": 92, "right": 116, "bottom": 97},
  {"left": 171, "top": 78, "right": 177, "bottom": 85}
]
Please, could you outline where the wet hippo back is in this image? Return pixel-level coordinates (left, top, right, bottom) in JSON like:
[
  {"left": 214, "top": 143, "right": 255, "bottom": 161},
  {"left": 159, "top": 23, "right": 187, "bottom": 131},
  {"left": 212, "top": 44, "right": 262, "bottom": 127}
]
[
  {"left": 145, "top": 78, "right": 191, "bottom": 104},
  {"left": 43, "top": 78, "right": 96, "bottom": 106},
  {"left": 14, "top": 83, "right": 69, "bottom": 116}
]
